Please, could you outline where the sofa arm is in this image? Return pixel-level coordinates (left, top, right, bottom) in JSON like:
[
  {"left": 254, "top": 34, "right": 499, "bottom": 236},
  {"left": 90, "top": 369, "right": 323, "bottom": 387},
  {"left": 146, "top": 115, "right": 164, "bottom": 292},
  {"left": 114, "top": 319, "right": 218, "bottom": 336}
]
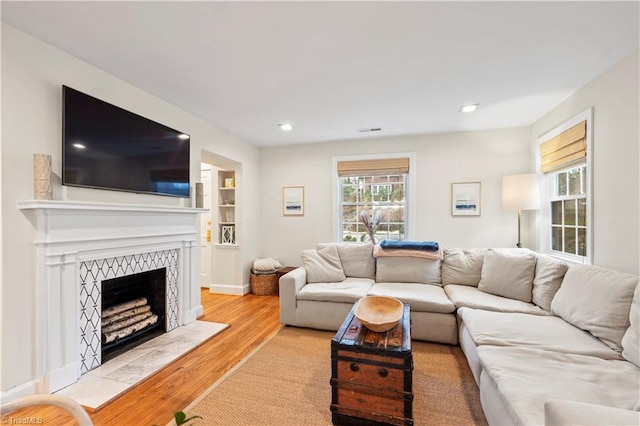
[
  {"left": 279, "top": 267, "right": 307, "bottom": 325},
  {"left": 545, "top": 399, "right": 640, "bottom": 425}
]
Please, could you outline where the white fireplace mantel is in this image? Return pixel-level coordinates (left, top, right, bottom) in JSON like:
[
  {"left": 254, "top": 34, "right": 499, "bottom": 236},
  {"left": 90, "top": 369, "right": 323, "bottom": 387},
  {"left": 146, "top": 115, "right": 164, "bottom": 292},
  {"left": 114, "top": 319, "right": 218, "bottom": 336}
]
[{"left": 17, "top": 199, "right": 207, "bottom": 394}]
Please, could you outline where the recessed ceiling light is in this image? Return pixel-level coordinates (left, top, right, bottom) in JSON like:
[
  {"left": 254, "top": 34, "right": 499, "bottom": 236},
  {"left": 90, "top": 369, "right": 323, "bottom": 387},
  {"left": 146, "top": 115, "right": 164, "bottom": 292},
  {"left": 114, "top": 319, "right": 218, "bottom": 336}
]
[
  {"left": 459, "top": 104, "right": 479, "bottom": 113},
  {"left": 278, "top": 123, "right": 293, "bottom": 131},
  {"left": 73, "top": 143, "right": 86, "bottom": 149}
]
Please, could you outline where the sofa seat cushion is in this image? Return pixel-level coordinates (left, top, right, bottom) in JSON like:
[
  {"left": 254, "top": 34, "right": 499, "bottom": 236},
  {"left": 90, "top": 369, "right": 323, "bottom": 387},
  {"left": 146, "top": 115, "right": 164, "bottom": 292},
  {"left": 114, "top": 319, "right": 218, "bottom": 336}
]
[
  {"left": 367, "top": 283, "right": 455, "bottom": 313},
  {"left": 298, "top": 278, "right": 374, "bottom": 303},
  {"left": 478, "top": 346, "right": 640, "bottom": 426},
  {"left": 458, "top": 307, "right": 622, "bottom": 360},
  {"left": 444, "top": 284, "right": 548, "bottom": 315},
  {"left": 544, "top": 399, "right": 640, "bottom": 426}
]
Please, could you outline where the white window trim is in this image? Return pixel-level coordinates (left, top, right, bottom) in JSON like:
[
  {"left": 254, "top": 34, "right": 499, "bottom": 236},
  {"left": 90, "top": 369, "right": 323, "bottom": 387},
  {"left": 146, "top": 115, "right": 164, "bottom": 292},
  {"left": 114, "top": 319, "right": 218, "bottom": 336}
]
[
  {"left": 535, "top": 108, "right": 593, "bottom": 265},
  {"left": 332, "top": 152, "right": 416, "bottom": 242}
]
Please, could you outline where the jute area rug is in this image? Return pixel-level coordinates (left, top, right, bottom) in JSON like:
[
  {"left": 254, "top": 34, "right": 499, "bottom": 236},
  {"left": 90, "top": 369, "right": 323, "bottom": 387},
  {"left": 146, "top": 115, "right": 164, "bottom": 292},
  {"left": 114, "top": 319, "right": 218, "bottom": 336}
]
[{"left": 182, "top": 327, "right": 487, "bottom": 425}]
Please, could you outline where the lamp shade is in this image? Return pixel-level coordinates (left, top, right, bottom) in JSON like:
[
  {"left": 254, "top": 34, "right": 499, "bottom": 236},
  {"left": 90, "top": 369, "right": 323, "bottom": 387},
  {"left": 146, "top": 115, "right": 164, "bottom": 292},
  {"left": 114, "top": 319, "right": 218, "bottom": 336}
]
[{"left": 502, "top": 173, "right": 540, "bottom": 211}]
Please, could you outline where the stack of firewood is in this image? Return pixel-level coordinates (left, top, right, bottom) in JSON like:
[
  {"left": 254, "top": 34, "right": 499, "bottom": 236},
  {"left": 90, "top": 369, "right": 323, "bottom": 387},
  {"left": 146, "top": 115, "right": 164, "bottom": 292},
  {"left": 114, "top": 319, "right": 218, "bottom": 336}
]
[{"left": 101, "top": 297, "right": 158, "bottom": 344}]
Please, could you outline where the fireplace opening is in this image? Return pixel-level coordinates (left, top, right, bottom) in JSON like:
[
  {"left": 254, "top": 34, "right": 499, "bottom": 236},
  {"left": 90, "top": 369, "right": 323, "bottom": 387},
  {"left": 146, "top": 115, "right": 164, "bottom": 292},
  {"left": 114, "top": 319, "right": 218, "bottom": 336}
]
[{"left": 101, "top": 268, "right": 167, "bottom": 363}]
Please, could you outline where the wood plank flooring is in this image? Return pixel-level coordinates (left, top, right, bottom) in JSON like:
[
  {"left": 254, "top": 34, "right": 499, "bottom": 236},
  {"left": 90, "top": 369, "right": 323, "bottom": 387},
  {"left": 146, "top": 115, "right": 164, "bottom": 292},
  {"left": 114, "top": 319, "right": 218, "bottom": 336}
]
[{"left": 3, "top": 290, "right": 282, "bottom": 426}]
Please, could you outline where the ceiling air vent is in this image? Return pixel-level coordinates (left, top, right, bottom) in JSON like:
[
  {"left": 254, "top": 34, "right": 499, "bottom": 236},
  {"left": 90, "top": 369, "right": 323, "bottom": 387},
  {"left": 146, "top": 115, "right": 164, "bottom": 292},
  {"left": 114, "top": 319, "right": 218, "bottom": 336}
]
[{"left": 358, "top": 127, "right": 382, "bottom": 133}]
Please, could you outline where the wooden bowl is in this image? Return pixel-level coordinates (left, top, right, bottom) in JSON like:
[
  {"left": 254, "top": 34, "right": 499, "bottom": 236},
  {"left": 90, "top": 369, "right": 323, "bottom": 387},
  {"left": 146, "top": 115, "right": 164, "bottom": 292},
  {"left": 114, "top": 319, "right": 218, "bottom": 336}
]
[{"left": 354, "top": 296, "right": 403, "bottom": 333}]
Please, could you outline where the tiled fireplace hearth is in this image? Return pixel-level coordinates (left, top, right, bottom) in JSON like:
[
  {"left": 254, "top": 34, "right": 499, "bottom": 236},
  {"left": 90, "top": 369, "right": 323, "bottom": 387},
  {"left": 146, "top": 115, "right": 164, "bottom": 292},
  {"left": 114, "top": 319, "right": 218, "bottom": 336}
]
[{"left": 17, "top": 200, "right": 205, "bottom": 394}]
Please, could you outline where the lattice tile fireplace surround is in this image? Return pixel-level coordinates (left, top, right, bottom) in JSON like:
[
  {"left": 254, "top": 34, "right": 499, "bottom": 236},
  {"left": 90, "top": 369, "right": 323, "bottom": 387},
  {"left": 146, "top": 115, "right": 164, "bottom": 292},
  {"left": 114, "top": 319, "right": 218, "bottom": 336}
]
[{"left": 17, "top": 200, "right": 205, "bottom": 394}]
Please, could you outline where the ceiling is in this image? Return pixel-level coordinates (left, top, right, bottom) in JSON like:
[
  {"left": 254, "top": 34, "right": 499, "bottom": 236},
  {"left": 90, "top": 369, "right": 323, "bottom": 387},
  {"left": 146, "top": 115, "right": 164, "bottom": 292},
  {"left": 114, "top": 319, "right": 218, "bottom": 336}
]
[{"left": 2, "top": 1, "right": 638, "bottom": 147}]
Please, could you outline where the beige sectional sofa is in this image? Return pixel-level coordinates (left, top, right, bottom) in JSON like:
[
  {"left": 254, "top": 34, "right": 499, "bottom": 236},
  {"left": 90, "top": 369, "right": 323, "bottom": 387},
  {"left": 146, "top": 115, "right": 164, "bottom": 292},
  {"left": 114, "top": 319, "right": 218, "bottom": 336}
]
[{"left": 278, "top": 243, "right": 640, "bottom": 425}]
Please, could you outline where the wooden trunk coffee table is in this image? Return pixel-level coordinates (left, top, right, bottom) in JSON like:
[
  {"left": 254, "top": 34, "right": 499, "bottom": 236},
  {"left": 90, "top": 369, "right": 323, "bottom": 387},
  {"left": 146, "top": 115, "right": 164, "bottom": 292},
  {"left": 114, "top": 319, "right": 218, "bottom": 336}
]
[{"left": 330, "top": 302, "right": 413, "bottom": 426}]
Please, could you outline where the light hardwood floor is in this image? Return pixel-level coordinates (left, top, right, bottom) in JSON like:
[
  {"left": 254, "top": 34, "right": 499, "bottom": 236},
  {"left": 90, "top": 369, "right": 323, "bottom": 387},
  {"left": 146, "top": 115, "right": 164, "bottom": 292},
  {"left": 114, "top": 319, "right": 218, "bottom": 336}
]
[{"left": 4, "top": 290, "right": 283, "bottom": 426}]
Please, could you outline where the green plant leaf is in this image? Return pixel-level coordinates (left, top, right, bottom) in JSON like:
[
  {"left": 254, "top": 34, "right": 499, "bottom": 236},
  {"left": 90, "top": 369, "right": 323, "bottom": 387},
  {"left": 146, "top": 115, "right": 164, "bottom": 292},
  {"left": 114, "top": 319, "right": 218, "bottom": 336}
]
[
  {"left": 174, "top": 411, "right": 186, "bottom": 424},
  {"left": 174, "top": 411, "right": 203, "bottom": 425}
]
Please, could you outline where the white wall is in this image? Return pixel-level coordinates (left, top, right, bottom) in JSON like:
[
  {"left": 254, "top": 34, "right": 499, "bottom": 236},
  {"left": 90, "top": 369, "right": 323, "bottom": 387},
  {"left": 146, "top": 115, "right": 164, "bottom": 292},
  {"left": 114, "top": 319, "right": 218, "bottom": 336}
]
[
  {"left": 1, "top": 24, "right": 261, "bottom": 393},
  {"left": 529, "top": 50, "right": 639, "bottom": 275},
  {"left": 260, "top": 127, "right": 531, "bottom": 266}
]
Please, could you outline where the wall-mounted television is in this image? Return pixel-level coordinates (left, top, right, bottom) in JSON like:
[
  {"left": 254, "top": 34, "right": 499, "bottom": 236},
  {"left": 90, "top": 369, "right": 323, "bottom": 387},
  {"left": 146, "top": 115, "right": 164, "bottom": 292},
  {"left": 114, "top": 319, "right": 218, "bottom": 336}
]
[{"left": 62, "top": 85, "right": 190, "bottom": 198}]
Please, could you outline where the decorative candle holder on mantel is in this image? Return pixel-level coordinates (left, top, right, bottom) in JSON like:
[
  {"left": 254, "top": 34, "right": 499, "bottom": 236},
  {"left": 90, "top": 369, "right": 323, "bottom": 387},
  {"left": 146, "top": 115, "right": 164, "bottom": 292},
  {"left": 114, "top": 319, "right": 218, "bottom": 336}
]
[
  {"left": 195, "top": 182, "right": 204, "bottom": 208},
  {"left": 33, "top": 154, "right": 52, "bottom": 200}
]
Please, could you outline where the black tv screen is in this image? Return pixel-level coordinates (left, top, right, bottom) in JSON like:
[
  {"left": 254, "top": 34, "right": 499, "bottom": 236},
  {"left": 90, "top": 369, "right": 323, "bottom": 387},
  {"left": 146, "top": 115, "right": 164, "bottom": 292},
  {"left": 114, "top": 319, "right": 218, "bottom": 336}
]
[{"left": 62, "top": 85, "right": 190, "bottom": 198}]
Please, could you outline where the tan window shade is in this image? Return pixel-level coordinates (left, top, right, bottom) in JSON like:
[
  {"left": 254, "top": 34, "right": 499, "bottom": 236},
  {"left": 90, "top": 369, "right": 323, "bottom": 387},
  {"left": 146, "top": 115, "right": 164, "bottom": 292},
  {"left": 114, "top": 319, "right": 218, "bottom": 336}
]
[
  {"left": 540, "top": 121, "right": 587, "bottom": 173},
  {"left": 337, "top": 158, "right": 409, "bottom": 177}
]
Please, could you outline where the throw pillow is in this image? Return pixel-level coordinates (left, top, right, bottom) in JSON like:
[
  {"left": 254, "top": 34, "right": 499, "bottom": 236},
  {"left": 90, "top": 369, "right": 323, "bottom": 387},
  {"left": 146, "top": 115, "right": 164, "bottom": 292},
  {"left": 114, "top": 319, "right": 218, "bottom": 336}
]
[
  {"left": 477, "top": 249, "right": 536, "bottom": 302},
  {"left": 621, "top": 283, "right": 639, "bottom": 366},
  {"left": 532, "top": 254, "right": 569, "bottom": 312},
  {"left": 551, "top": 265, "right": 638, "bottom": 352},
  {"left": 441, "top": 248, "right": 486, "bottom": 286},
  {"left": 301, "top": 245, "right": 346, "bottom": 283},
  {"left": 316, "top": 243, "right": 375, "bottom": 279}
]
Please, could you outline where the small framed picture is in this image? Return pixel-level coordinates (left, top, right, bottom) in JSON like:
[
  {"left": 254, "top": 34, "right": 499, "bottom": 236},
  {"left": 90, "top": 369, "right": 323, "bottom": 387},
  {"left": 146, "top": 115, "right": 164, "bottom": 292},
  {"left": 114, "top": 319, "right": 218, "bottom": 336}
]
[
  {"left": 283, "top": 186, "right": 304, "bottom": 216},
  {"left": 451, "top": 182, "right": 481, "bottom": 216}
]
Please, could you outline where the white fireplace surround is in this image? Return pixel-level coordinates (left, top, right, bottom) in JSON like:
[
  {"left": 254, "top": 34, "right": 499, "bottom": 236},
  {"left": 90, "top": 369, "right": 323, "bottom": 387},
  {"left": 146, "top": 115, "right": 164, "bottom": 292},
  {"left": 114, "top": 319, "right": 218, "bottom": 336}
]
[{"left": 17, "top": 200, "right": 205, "bottom": 394}]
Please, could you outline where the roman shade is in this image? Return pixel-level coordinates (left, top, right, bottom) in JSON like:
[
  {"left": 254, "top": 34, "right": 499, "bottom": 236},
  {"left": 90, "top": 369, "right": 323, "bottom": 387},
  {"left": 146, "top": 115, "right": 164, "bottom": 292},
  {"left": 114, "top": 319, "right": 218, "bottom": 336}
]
[
  {"left": 539, "top": 121, "right": 587, "bottom": 173},
  {"left": 337, "top": 157, "right": 409, "bottom": 177}
]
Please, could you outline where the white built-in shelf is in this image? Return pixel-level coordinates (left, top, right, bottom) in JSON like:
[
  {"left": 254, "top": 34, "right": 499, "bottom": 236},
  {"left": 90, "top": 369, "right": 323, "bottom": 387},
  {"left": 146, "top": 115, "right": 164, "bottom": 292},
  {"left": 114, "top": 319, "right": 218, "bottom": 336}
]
[{"left": 218, "top": 170, "right": 236, "bottom": 244}]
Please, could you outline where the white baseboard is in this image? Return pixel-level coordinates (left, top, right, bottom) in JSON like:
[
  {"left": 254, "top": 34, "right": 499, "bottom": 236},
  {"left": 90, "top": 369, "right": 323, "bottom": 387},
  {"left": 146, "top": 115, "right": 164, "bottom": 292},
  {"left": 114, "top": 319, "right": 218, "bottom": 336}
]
[
  {"left": 183, "top": 305, "right": 203, "bottom": 323},
  {"left": 49, "top": 363, "right": 79, "bottom": 393},
  {"left": 208, "top": 283, "right": 248, "bottom": 295},
  {"left": 1, "top": 380, "right": 38, "bottom": 404}
]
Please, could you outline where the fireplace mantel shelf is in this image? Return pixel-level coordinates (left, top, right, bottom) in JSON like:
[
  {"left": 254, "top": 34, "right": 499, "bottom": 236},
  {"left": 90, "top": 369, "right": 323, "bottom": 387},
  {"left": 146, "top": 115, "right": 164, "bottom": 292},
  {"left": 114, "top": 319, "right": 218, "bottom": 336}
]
[{"left": 17, "top": 199, "right": 208, "bottom": 214}]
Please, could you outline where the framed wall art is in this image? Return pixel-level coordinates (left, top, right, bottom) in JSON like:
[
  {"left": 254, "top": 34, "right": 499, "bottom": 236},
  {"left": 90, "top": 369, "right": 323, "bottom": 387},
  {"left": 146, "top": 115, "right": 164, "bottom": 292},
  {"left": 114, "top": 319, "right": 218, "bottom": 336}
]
[
  {"left": 451, "top": 182, "right": 481, "bottom": 216},
  {"left": 283, "top": 186, "right": 304, "bottom": 216}
]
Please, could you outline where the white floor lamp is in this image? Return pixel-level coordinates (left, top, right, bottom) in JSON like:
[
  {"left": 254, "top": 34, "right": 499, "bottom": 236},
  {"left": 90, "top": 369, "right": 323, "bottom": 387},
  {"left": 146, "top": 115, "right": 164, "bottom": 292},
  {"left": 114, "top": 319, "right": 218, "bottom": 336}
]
[{"left": 502, "top": 174, "right": 540, "bottom": 248}]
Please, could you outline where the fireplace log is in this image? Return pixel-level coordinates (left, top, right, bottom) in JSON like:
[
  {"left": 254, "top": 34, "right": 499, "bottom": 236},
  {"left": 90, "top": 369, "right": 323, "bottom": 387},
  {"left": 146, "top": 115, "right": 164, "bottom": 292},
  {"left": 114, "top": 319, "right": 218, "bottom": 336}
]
[
  {"left": 102, "top": 314, "right": 158, "bottom": 344},
  {"left": 102, "top": 311, "right": 154, "bottom": 334},
  {"left": 102, "top": 297, "right": 148, "bottom": 318},
  {"left": 102, "top": 305, "right": 151, "bottom": 327}
]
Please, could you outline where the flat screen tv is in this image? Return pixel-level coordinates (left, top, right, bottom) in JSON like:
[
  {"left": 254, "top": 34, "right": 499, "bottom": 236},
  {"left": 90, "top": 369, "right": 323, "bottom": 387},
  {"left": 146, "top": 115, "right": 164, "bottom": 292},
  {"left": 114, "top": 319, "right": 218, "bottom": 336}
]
[{"left": 62, "top": 85, "right": 190, "bottom": 198}]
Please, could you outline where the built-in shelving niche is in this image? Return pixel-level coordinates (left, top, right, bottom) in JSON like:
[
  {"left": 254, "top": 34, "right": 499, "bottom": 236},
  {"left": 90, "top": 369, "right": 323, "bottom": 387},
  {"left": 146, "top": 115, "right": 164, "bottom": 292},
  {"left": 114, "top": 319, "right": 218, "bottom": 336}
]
[{"left": 218, "top": 170, "right": 235, "bottom": 245}]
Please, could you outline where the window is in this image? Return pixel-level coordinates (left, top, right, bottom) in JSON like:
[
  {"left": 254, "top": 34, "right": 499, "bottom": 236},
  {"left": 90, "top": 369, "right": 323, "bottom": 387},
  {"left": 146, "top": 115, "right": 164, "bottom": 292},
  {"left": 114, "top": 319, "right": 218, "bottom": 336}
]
[
  {"left": 340, "top": 175, "right": 406, "bottom": 242},
  {"left": 537, "top": 108, "right": 592, "bottom": 264},
  {"left": 334, "top": 155, "right": 413, "bottom": 243},
  {"left": 550, "top": 165, "right": 587, "bottom": 256}
]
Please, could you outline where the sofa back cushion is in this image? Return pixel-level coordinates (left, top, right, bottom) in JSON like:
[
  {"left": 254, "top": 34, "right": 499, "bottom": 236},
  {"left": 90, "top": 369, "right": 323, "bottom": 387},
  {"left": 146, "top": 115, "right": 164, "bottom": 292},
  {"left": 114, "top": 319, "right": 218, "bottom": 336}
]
[
  {"left": 316, "top": 243, "right": 375, "bottom": 279},
  {"left": 441, "top": 248, "right": 486, "bottom": 286},
  {"left": 532, "top": 254, "right": 569, "bottom": 312},
  {"left": 376, "top": 256, "right": 441, "bottom": 285},
  {"left": 301, "top": 245, "right": 346, "bottom": 283},
  {"left": 551, "top": 264, "right": 639, "bottom": 352},
  {"left": 621, "top": 283, "right": 640, "bottom": 367},
  {"left": 477, "top": 249, "right": 536, "bottom": 302}
]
